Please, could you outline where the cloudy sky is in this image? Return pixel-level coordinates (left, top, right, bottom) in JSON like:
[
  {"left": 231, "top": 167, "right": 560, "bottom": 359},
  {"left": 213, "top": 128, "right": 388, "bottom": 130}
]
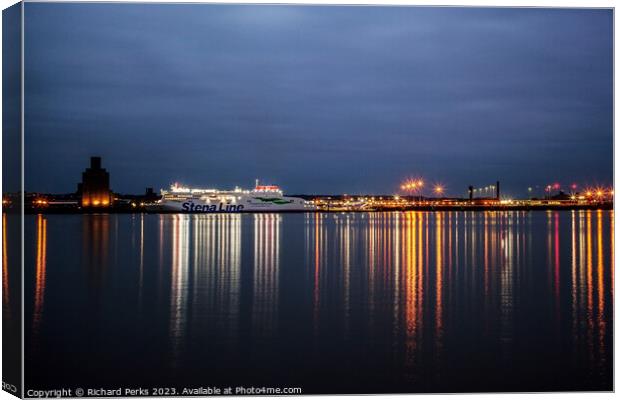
[{"left": 24, "top": 4, "right": 612, "bottom": 196}]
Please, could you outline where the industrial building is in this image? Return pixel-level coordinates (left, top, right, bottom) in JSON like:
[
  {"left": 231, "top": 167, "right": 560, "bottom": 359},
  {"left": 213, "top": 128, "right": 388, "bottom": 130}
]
[{"left": 78, "top": 156, "right": 112, "bottom": 208}]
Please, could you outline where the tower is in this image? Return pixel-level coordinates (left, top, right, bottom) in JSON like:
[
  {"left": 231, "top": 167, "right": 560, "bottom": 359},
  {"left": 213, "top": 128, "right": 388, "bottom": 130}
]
[{"left": 80, "top": 156, "right": 112, "bottom": 208}]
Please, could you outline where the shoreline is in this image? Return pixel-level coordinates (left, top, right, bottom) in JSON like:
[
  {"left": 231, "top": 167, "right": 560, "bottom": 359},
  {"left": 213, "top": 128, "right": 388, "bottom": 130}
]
[{"left": 12, "top": 203, "right": 614, "bottom": 215}]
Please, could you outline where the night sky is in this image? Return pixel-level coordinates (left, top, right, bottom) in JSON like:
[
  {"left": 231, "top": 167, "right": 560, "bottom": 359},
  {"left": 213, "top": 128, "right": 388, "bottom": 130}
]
[{"left": 24, "top": 4, "right": 612, "bottom": 197}]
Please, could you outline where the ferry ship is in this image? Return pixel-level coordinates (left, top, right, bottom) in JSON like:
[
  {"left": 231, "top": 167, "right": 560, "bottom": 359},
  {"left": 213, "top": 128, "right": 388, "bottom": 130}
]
[{"left": 154, "top": 181, "right": 316, "bottom": 212}]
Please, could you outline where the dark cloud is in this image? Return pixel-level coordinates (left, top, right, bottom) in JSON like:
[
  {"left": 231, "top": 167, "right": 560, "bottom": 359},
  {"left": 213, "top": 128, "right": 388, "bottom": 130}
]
[{"left": 24, "top": 4, "right": 612, "bottom": 197}]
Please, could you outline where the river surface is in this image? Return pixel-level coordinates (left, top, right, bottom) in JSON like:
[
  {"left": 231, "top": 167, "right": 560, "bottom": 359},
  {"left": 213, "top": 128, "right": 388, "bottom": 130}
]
[{"left": 11, "top": 211, "right": 613, "bottom": 393}]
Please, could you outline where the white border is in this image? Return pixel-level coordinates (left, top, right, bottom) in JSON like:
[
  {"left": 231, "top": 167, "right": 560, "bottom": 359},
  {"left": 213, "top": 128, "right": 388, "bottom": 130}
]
[{"left": 0, "top": 2, "right": 616, "bottom": 400}]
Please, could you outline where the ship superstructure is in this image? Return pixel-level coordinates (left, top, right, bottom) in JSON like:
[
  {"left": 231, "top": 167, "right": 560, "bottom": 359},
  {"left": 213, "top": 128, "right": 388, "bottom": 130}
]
[{"left": 155, "top": 181, "right": 315, "bottom": 212}]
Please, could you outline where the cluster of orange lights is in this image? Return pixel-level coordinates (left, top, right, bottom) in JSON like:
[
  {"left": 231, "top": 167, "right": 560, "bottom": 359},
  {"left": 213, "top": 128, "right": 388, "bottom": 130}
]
[
  {"left": 582, "top": 187, "right": 614, "bottom": 199},
  {"left": 34, "top": 199, "right": 48, "bottom": 206},
  {"left": 400, "top": 178, "right": 445, "bottom": 196},
  {"left": 401, "top": 179, "right": 424, "bottom": 191},
  {"left": 545, "top": 183, "right": 613, "bottom": 198},
  {"left": 82, "top": 197, "right": 111, "bottom": 207}
]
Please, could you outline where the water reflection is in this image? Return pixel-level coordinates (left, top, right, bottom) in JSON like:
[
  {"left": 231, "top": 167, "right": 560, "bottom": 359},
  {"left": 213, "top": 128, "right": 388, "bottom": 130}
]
[
  {"left": 303, "top": 211, "right": 612, "bottom": 387},
  {"left": 166, "top": 214, "right": 243, "bottom": 362},
  {"left": 138, "top": 214, "right": 145, "bottom": 305},
  {"left": 169, "top": 214, "right": 190, "bottom": 362},
  {"left": 571, "top": 211, "right": 578, "bottom": 342},
  {"left": 82, "top": 214, "right": 110, "bottom": 288},
  {"left": 336, "top": 213, "right": 353, "bottom": 335},
  {"left": 33, "top": 215, "right": 48, "bottom": 332},
  {"left": 252, "top": 214, "right": 281, "bottom": 336},
  {"left": 26, "top": 211, "right": 614, "bottom": 392},
  {"left": 2, "top": 213, "right": 10, "bottom": 311},
  {"left": 499, "top": 213, "right": 515, "bottom": 348},
  {"left": 596, "top": 211, "right": 606, "bottom": 375},
  {"left": 197, "top": 213, "right": 242, "bottom": 337},
  {"left": 611, "top": 211, "right": 614, "bottom": 301},
  {"left": 307, "top": 213, "right": 326, "bottom": 335},
  {"left": 402, "top": 212, "right": 423, "bottom": 376},
  {"left": 435, "top": 213, "right": 443, "bottom": 344}
]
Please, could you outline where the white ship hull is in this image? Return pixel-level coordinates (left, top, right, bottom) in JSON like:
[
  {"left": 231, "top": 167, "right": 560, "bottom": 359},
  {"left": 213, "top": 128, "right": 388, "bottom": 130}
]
[
  {"left": 153, "top": 183, "right": 316, "bottom": 213},
  {"left": 158, "top": 197, "right": 314, "bottom": 212}
]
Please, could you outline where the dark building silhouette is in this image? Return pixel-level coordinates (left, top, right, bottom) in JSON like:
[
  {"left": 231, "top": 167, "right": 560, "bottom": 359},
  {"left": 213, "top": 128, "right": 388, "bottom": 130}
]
[
  {"left": 145, "top": 187, "right": 156, "bottom": 199},
  {"left": 496, "top": 181, "right": 500, "bottom": 200},
  {"left": 80, "top": 156, "right": 112, "bottom": 208}
]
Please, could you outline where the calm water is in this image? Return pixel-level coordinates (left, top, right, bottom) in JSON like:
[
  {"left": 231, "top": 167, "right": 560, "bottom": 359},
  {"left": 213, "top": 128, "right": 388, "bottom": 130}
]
[{"left": 14, "top": 211, "right": 613, "bottom": 393}]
